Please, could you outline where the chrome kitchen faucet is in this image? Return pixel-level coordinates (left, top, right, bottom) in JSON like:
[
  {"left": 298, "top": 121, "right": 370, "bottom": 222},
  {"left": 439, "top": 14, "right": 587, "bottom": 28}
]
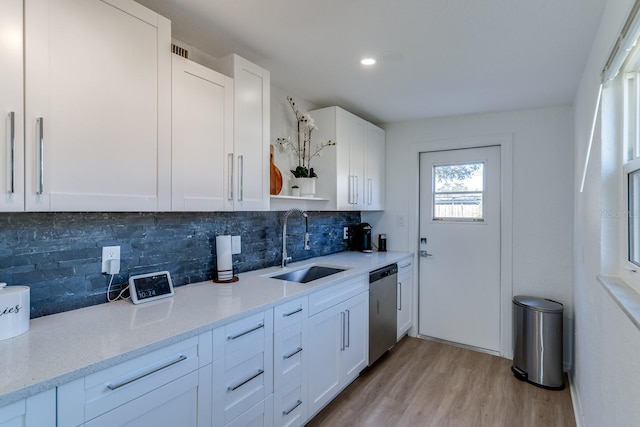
[{"left": 281, "top": 208, "right": 310, "bottom": 268}]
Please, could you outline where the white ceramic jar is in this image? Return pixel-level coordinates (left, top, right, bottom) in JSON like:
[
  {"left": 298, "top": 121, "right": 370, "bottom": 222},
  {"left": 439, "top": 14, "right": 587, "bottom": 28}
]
[{"left": 0, "top": 282, "right": 30, "bottom": 340}]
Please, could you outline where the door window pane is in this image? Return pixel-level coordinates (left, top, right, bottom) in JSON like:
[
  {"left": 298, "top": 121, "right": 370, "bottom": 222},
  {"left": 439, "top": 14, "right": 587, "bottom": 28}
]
[{"left": 433, "top": 162, "right": 484, "bottom": 221}]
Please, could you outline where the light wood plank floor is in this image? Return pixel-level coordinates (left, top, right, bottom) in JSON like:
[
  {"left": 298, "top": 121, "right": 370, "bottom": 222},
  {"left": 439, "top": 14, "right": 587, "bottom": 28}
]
[{"left": 306, "top": 337, "right": 575, "bottom": 427}]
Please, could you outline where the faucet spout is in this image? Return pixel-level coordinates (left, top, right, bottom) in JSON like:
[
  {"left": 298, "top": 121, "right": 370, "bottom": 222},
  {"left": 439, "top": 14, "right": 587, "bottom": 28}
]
[{"left": 281, "top": 208, "right": 310, "bottom": 268}]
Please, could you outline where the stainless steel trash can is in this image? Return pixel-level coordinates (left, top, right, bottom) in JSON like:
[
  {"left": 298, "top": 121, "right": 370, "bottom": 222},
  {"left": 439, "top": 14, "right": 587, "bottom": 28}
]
[{"left": 512, "top": 295, "right": 564, "bottom": 390}]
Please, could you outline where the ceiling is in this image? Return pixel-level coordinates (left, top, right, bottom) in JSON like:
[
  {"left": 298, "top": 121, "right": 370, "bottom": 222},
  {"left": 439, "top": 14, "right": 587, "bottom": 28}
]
[{"left": 135, "top": 0, "right": 607, "bottom": 125}]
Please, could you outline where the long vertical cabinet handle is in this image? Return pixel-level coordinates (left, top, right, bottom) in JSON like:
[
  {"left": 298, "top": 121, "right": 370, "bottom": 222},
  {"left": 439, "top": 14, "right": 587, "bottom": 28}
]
[
  {"left": 7, "top": 112, "right": 15, "bottom": 194},
  {"left": 348, "top": 176, "right": 353, "bottom": 204},
  {"left": 368, "top": 178, "right": 373, "bottom": 205},
  {"left": 36, "top": 118, "right": 44, "bottom": 195},
  {"left": 345, "top": 309, "right": 350, "bottom": 348},
  {"left": 397, "top": 281, "right": 402, "bottom": 310},
  {"left": 237, "top": 155, "right": 244, "bottom": 201},
  {"left": 227, "top": 153, "right": 234, "bottom": 201},
  {"left": 340, "top": 311, "right": 346, "bottom": 351},
  {"left": 354, "top": 176, "right": 359, "bottom": 205}
]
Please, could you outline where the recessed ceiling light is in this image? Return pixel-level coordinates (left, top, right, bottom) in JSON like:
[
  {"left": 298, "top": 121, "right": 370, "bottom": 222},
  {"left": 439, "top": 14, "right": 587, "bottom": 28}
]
[{"left": 360, "top": 58, "right": 376, "bottom": 66}]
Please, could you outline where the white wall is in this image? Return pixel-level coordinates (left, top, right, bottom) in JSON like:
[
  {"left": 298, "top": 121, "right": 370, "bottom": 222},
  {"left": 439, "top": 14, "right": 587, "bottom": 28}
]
[
  {"left": 572, "top": 0, "right": 640, "bottom": 425},
  {"left": 364, "top": 106, "right": 574, "bottom": 365}
]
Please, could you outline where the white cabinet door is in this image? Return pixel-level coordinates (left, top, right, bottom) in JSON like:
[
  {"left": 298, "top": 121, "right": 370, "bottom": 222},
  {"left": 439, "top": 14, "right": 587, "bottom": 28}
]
[
  {"left": 397, "top": 260, "right": 413, "bottom": 340},
  {"left": 214, "top": 54, "right": 270, "bottom": 211},
  {"left": 348, "top": 116, "right": 366, "bottom": 210},
  {"left": 339, "top": 292, "right": 368, "bottom": 384},
  {"left": 307, "top": 290, "right": 369, "bottom": 419},
  {"left": 0, "top": 389, "right": 55, "bottom": 427},
  {"left": 0, "top": 0, "right": 24, "bottom": 212},
  {"left": 307, "top": 303, "right": 342, "bottom": 418},
  {"left": 364, "top": 124, "right": 385, "bottom": 211},
  {"left": 172, "top": 55, "right": 233, "bottom": 211},
  {"left": 24, "top": 0, "right": 171, "bottom": 211}
]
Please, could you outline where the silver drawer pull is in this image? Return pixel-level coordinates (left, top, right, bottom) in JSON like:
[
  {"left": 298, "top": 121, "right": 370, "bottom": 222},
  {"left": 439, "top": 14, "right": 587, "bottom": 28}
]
[
  {"left": 106, "top": 354, "right": 187, "bottom": 391},
  {"left": 283, "top": 347, "right": 303, "bottom": 359},
  {"left": 228, "top": 369, "right": 264, "bottom": 391},
  {"left": 227, "top": 323, "right": 264, "bottom": 340},
  {"left": 283, "top": 400, "right": 303, "bottom": 416},
  {"left": 283, "top": 307, "right": 303, "bottom": 317}
]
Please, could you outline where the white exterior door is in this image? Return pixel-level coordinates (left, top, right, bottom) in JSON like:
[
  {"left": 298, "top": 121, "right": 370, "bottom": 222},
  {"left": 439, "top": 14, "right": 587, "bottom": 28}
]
[{"left": 418, "top": 146, "right": 501, "bottom": 352}]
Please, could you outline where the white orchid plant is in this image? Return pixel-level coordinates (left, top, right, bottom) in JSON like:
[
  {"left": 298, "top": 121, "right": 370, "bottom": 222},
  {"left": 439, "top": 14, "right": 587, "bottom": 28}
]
[{"left": 276, "top": 96, "right": 335, "bottom": 178}]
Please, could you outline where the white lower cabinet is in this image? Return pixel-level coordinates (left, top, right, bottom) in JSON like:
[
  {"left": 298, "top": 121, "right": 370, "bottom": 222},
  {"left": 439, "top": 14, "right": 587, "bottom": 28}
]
[
  {"left": 57, "top": 333, "right": 212, "bottom": 427},
  {"left": 211, "top": 309, "right": 274, "bottom": 427},
  {"left": 0, "top": 389, "right": 55, "bottom": 427},
  {"left": 273, "top": 297, "right": 308, "bottom": 427},
  {"left": 397, "top": 257, "right": 414, "bottom": 340},
  {"left": 307, "top": 279, "right": 368, "bottom": 419}
]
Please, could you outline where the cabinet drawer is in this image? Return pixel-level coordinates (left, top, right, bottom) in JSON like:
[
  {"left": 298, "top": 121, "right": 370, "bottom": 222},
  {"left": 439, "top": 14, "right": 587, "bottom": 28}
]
[
  {"left": 274, "top": 382, "right": 305, "bottom": 427},
  {"left": 308, "top": 275, "right": 368, "bottom": 316},
  {"left": 274, "top": 296, "right": 308, "bottom": 332},
  {"left": 227, "top": 395, "right": 274, "bottom": 427},
  {"left": 213, "top": 309, "right": 273, "bottom": 361},
  {"left": 398, "top": 257, "right": 413, "bottom": 272},
  {"left": 58, "top": 336, "right": 200, "bottom": 425},
  {"left": 273, "top": 321, "right": 307, "bottom": 391},
  {"left": 212, "top": 342, "right": 273, "bottom": 427},
  {"left": 85, "top": 370, "right": 199, "bottom": 427}
]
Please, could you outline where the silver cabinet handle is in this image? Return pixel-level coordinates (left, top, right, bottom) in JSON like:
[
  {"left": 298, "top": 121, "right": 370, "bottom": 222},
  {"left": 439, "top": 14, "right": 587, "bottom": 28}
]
[
  {"left": 283, "top": 347, "right": 303, "bottom": 359},
  {"left": 399, "top": 263, "right": 411, "bottom": 269},
  {"left": 282, "top": 307, "right": 303, "bottom": 317},
  {"left": 106, "top": 354, "right": 187, "bottom": 390},
  {"left": 227, "top": 323, "right": 264, "bottom": 341},
  {"left": 354, "top": 176, "right": 359, "bottom": 204},
  {"left": 345, "top": 309, "right": 350, "bottom": 348},
  {"left": 7, "top": 112, "right": 15, "bottom": 194},
  {"left": 340, "top": 311, "right": 346, "bottom": 351},
  {"left": 348, "top": 175, "right": 354, "bottom": 204},
  {"left": 36, "top": 118, "right": 44, "bottom": 195},
  {"left": 283, "top": 400, "right": 302, "bottom": 416},
  {"left": 228, "top": 369, "right": 264, "bottom": 391},
  {"left": 367, "top": 178, "right": 372, "bottom": 205},
  {"left": 227, "top": 153, "right": 234, "bottom": 201},
  {"left": 238, "top": 155, "right": 243, "bottom": 201},
  {"left": 397, "top": 281, "right": 402, "bottom": 311}
]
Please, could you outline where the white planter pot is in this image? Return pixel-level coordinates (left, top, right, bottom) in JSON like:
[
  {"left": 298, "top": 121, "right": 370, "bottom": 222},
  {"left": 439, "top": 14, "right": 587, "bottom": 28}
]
[
  {"left": 296, "top": 177, "right": 316, "bottom": 197},
  {"left": 291, "top": 187, "right": 301, "bottom": 197}
]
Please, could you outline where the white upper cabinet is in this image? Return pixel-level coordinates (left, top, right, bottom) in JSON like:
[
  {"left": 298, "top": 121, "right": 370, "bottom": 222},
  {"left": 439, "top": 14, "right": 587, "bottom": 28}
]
[
  {"left": 172, "top": 55, "right": 233, "bottom": 211},
  {"left": 24, "top": 0, "right": 171, "bottom": 211},
  {"left": 0, "top": 0, "right": 24, "bottom": 211},
  {"left": 365, "top": 125, "right": 385, "bottom": 210},
  {"left": 310, "top": 106, "right": 385, "bottom": 211},
  {"left": 214, "top": 54, "right": 270, "bottom": 211}
]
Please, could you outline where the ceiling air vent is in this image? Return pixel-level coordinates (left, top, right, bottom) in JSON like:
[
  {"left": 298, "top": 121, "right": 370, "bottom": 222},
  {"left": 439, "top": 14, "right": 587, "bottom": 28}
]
[{"left": 171, "top": 44, "right": 189, "bottom": 59}]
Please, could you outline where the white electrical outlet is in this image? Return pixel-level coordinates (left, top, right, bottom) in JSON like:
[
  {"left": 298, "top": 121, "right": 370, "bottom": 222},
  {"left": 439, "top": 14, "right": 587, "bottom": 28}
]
[
  {"left": 231, "top": 236, "right": 241, "bottom": 254},
  {"left": 101, "top": 246, "right": 120, "bottom": 273},
  {"left": 343, "top": 227, "right": 349, "bottom": 240}
]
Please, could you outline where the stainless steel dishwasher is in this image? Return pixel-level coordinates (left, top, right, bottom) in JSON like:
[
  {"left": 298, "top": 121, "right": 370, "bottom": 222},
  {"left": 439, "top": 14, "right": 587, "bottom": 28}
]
[{"left": 369, "top": 263, "right": 398, "bottom": 366}]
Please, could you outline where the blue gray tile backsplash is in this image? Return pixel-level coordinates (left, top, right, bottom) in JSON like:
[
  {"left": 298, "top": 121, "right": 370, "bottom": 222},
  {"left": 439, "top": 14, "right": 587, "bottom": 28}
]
[{"left": 0, "top": 211, "right": 360, "bottom": 318}]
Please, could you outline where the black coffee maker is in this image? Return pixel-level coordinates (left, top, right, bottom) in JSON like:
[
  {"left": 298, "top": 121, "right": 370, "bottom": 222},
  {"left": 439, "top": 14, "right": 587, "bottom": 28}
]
[{"left": 350, "top": 223, "right": 373, "bottom": 253}]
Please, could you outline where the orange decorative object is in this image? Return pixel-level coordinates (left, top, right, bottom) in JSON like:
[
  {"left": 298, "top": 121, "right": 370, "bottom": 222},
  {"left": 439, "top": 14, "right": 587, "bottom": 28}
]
[{"left": 270, "top": 145, "right": 283, "bottom": 195}]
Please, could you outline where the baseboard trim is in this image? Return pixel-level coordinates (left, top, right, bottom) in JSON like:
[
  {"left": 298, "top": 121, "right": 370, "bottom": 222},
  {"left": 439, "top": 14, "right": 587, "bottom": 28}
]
[{"left": 569, "top": 372, "right": 585, "bottom": 427}]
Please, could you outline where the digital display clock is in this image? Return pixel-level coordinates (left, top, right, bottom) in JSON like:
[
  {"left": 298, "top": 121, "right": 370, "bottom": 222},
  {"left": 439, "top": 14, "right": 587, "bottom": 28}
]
[{"left": 129, "top": 271, "right": 174, "bottom": 304}]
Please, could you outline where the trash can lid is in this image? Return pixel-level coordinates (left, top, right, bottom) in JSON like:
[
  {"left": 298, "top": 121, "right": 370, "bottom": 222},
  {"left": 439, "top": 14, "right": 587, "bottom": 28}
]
[{"left": 513, "top": 295, "right": 563, "bottom": 313}]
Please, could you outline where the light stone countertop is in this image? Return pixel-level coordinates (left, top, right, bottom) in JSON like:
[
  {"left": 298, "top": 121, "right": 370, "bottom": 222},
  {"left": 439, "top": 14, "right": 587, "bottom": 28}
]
[{"left": 0, "top": 251, "right": 413, "bottom": 407}]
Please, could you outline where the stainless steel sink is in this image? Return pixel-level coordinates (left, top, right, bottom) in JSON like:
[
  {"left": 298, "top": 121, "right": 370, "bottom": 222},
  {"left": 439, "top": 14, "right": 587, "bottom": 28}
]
[{"left": 268, "top": 265, "right": 347, "bottom": 283}]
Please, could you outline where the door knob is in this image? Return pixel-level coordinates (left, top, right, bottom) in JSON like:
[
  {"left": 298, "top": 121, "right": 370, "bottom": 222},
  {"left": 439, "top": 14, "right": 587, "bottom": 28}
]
[{"left": 420, "top": 251, "right": 433, "bottom": 258}]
